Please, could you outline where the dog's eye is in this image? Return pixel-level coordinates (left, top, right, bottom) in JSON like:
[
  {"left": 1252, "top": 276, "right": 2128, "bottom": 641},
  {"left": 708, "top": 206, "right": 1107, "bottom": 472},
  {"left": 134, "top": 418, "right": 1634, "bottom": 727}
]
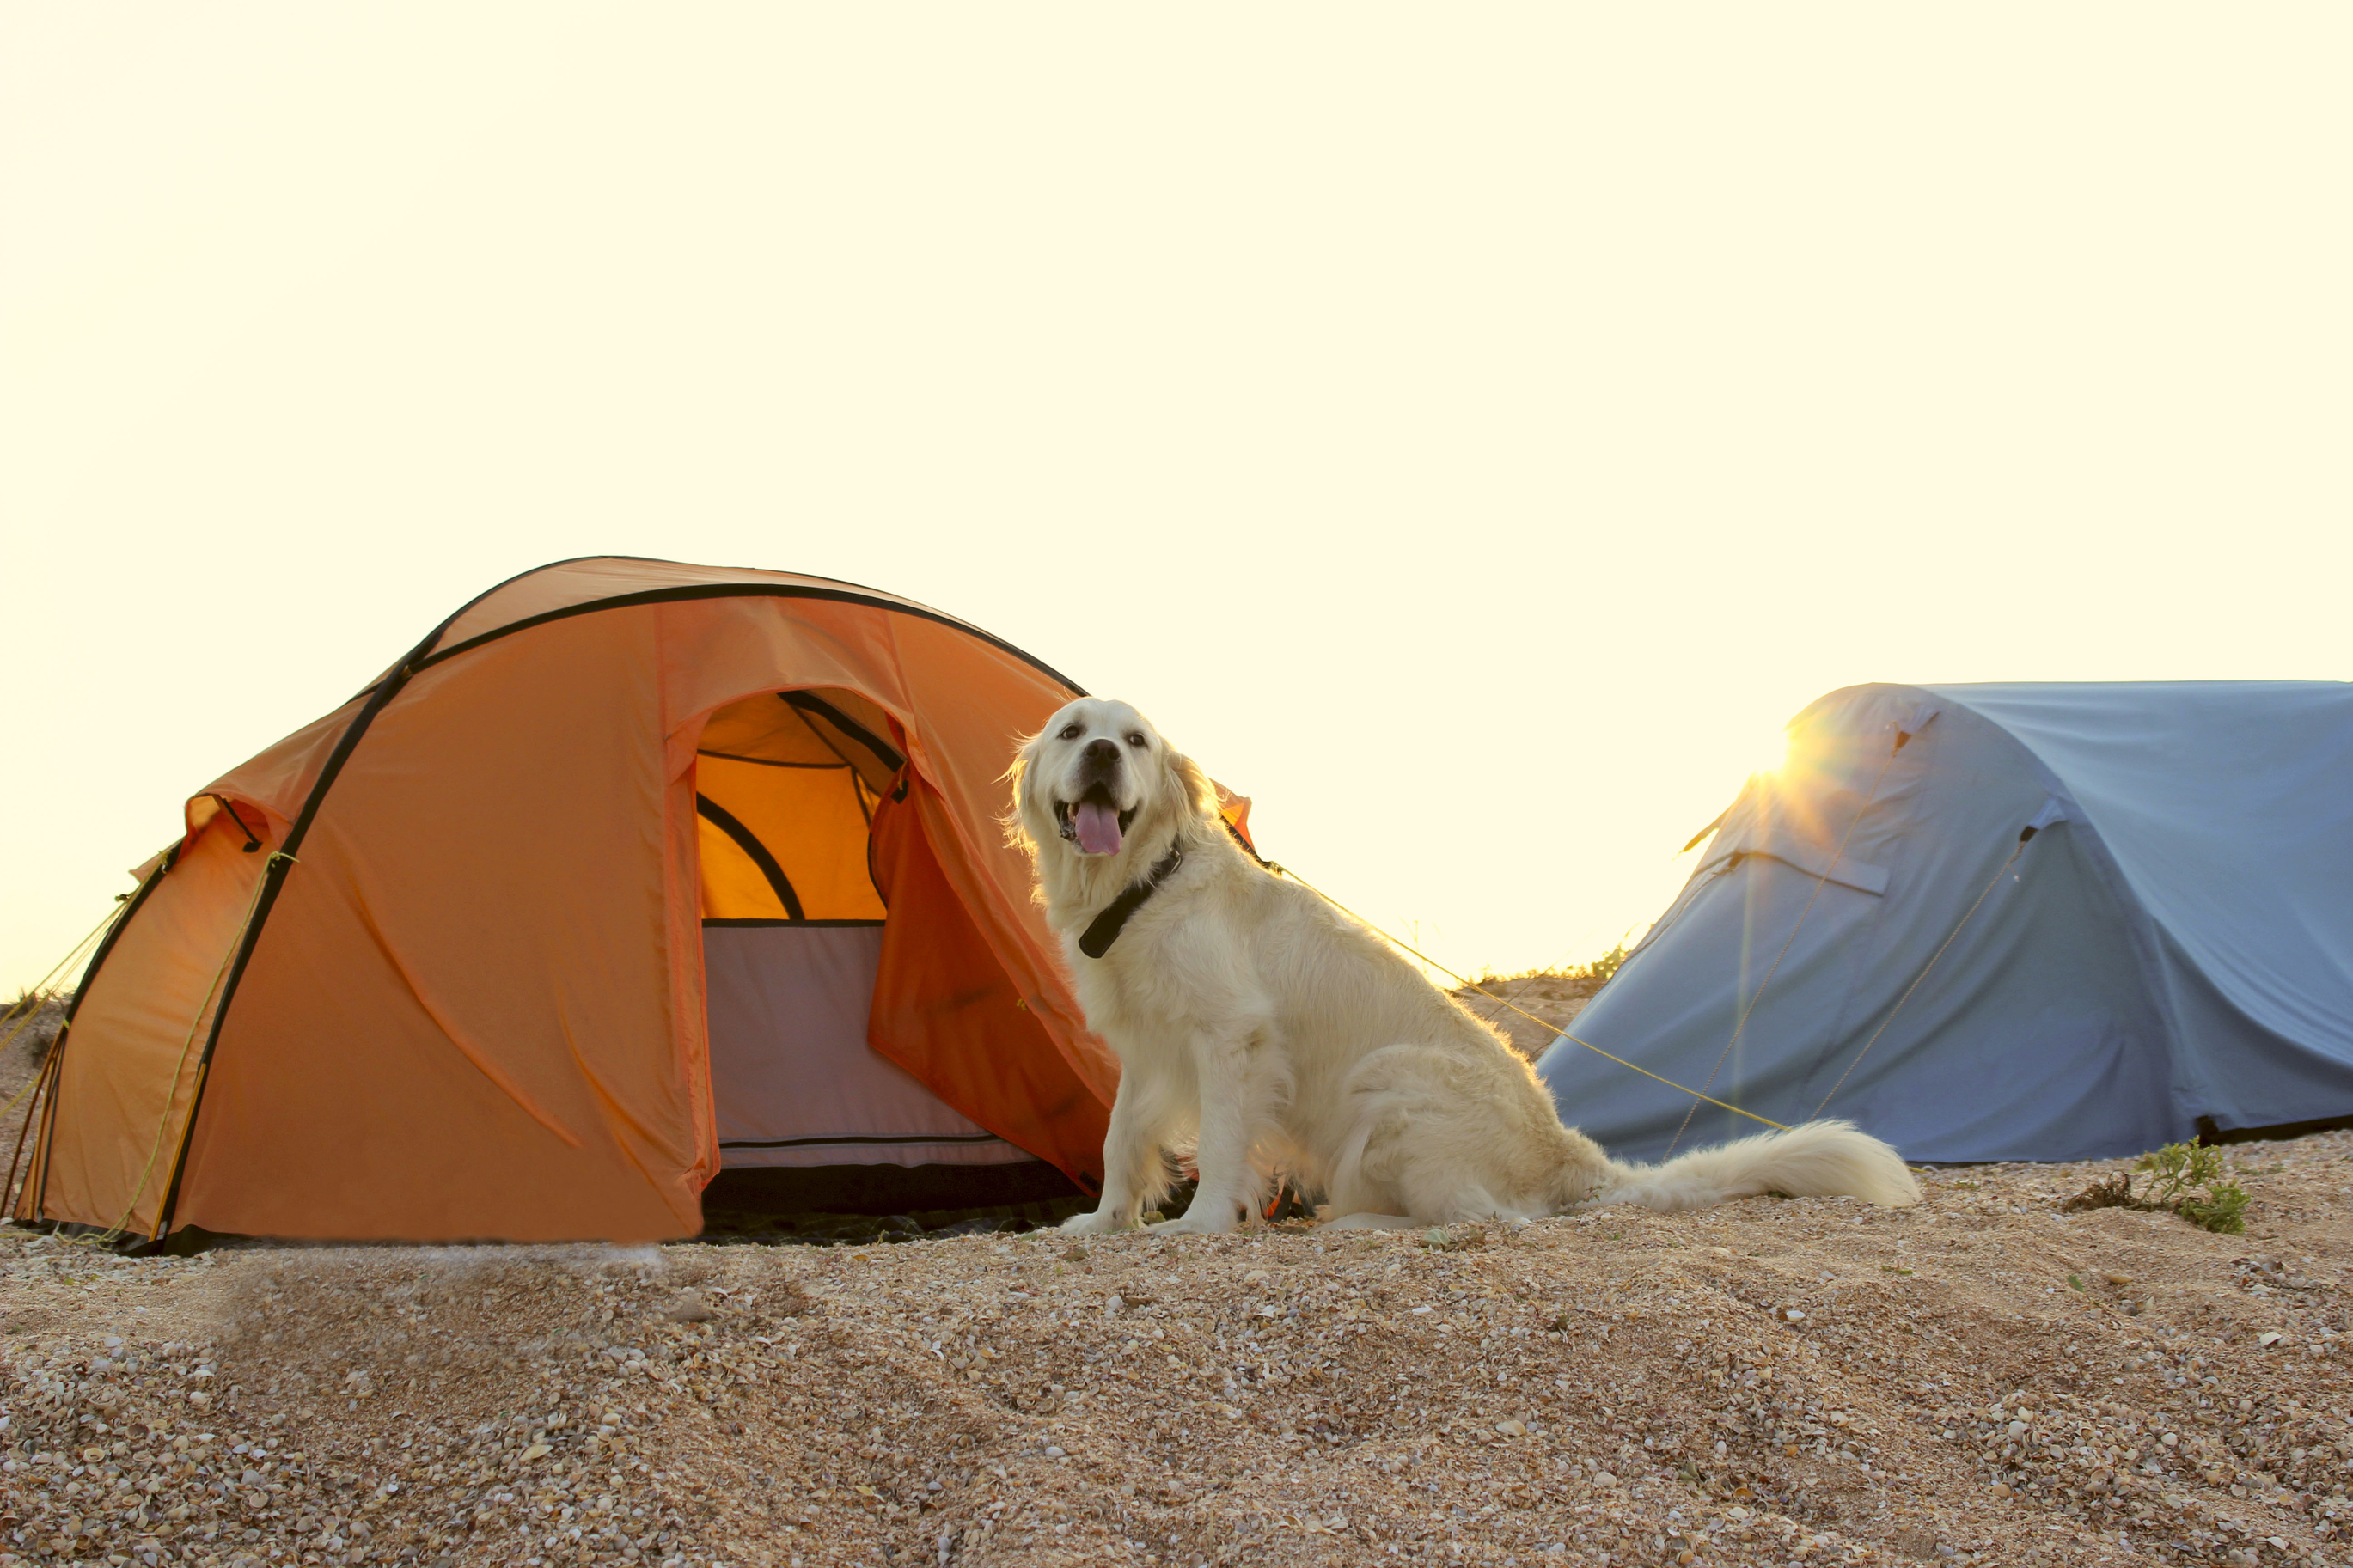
[
  {"left": 1059, "top": 724, "right": 1084, "bottom": 741},
  {"left": 1126, "top": 733, "right": 1147, "bottom": 748}
]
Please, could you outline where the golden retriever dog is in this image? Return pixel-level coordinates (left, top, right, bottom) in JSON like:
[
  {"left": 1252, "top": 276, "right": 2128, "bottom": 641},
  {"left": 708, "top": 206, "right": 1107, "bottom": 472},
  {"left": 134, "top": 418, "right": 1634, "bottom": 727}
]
[{"left": 1009, "top": 697, "right": 1921, "bottom": 1235}]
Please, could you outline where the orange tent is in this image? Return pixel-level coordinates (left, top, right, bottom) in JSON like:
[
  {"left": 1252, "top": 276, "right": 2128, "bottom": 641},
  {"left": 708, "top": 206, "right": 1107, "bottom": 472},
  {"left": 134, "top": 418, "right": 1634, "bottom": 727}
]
[{"left": 17, "top": 558, "right": 1188, "bottom": 1243}]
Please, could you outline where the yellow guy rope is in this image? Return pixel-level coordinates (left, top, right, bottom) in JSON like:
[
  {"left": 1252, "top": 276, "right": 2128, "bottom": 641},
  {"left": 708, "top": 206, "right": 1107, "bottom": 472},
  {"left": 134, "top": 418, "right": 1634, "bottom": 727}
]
[
  {"left": 1661, "top": 735, "right": 1903, "bottom": 1156},
  {"left": 0, "top": 900, "right": 131, "bottom": 1143},
  {"left": 0, "top": 901, "right": 123, "bottom": 1061},
  {"left": 2, "top": 899, "right": 134, "bottom": 1242},
  {"left": 1268, "top": 863, "right": 1790, "bottom": 1134},
  {"left": 0, "top": 1044, "right": 62, "bottom": 1130},
  {"left": 9, "top": 850, "right": 290, "bottom": 1250},
  {"left": 99, "top": 851, "right": 295, "bottom": 1244}
]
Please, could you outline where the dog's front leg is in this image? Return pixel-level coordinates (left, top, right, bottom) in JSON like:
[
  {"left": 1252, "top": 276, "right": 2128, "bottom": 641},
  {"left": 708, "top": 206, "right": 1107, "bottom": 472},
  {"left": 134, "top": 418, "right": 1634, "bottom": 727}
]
[
  {"left": 1147, "top": 1026, "right": 1267, "bottom": 1235},
  {"left": 1060, "top": 1066, "right": 1168, "bottom": 1235}
]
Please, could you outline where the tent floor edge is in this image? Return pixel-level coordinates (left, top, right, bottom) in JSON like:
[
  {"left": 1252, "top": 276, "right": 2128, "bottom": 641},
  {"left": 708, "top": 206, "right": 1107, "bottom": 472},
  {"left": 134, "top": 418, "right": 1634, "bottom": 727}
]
[
  {"left": 2195, "top": 1110, "right": 2353, "bottom": 1147},
  {"left": 701, "top": 1159, "right": 1083, "bottom": 1219}
]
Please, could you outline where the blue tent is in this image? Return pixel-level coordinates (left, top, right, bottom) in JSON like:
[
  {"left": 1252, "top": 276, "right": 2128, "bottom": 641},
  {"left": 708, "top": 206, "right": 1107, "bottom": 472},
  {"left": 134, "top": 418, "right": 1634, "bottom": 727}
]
[{"left": 1537, "top": 682, "right": 2353, "bottom": 1163}]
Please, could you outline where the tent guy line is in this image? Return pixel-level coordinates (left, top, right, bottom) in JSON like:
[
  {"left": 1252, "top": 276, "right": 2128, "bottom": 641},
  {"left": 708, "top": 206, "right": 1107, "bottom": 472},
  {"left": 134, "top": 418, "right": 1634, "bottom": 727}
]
[
  {"left": 0, "top": 900, "right": 117, "bottom": 1066},
  {"left": 125, "top": 850, "right": 292, "bottom": 1245},
  {"left": 1806, "top": 827, "right": 2035, "bottom": 1120},
  {"left": 0, "top": 899, "right": 124, "bottom": 1211},
  {"left": 1665, "top": 730, "right": 1904, "bottom": 1158},
  {"left": 3, "top": 889, "right": 163, "bottom": 1252},
  {"left": 1265, "top": 862, "right": 1794, "bottom": 1134},
  {"left": 1207, "top": 811, "right": 1795, "bottom": 1130}
]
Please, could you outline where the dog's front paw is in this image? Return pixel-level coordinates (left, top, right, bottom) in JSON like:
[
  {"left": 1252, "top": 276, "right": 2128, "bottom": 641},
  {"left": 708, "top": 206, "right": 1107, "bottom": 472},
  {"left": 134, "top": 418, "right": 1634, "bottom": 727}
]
[{"left": 1059, "top": 1207, "right": 1135, "bottom": 1236}]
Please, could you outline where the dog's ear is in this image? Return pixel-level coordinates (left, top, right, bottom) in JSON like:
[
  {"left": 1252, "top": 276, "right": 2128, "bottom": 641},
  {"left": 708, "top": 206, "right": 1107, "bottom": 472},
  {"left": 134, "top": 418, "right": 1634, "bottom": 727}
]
[
  {"left": 1001, "top": 727, "right": 1052, "bottom": 853},
  {"left": 1167, "top": 748, "right": 1219, "bottom": 823}
]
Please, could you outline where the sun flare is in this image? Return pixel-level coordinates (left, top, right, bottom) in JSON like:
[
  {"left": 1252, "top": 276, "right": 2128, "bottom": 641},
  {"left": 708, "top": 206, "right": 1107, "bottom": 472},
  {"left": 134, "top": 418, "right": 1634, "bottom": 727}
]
[{"left": 1743, "top": 722, "right": 1794, "bottom": 781}]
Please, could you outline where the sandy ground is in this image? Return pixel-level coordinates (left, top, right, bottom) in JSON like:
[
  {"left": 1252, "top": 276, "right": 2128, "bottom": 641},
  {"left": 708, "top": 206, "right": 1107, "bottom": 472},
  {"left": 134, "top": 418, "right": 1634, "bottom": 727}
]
[{"left": 3, "top": 1129, "right": 2350, "bottom": 1568}]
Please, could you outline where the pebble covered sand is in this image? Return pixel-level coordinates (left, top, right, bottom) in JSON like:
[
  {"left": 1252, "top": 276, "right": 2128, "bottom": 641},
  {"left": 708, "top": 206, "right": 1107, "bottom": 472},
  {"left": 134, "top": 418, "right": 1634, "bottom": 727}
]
[{"left": 3, "top": 1132, "right": 2351, "bottom": 1568}]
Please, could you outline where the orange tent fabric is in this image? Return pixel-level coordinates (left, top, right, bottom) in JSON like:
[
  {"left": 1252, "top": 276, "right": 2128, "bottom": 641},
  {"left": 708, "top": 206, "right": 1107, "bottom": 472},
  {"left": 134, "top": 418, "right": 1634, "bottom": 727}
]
[
  {"left": 19, "top": 558, "right": 1124, "bottom": 1242},
  {"left": 865, "top": 778, "right": 1107, "bottom": 1183}
]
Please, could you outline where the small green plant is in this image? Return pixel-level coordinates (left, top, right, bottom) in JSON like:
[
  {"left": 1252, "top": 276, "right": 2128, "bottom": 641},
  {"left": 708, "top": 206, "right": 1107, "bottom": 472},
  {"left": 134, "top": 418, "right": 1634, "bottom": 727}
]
[
  {"left": 1578, "top": 943, "right": 1631, "bottom": 987},
  {"left": 2135, "top": 1142, "right": 2250, "bottom": 1235},
  {"left": 2176, "top": 1182, "right": 2251, "bottom": 1235}
]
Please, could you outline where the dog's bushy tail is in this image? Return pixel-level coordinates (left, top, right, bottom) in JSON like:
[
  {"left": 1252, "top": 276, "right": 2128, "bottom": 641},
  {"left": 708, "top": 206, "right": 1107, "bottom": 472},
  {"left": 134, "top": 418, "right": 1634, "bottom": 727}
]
[{"left": 1593, "top": 1119, "right": 1920, "bottom": 1212}]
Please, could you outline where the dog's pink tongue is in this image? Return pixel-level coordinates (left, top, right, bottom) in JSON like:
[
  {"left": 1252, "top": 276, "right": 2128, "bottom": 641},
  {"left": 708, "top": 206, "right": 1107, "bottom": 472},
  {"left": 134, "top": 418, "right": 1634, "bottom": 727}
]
[{"left": 1073, "top": 800, "right": 1124, "bottom": 856}]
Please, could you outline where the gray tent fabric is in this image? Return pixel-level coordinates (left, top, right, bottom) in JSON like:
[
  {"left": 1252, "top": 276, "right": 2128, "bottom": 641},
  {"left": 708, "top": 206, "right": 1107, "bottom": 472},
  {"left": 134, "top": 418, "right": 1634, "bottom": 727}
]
[{"left": 1536, "top": 682, "right": 2353, "bottom": 1164}]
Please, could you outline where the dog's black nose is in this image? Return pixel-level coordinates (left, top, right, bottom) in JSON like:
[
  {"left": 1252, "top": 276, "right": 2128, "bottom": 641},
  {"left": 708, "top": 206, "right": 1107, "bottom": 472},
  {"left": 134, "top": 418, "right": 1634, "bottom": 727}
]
[{"left": 1083, "top": 739, "right": 1120, "bottom": 766}]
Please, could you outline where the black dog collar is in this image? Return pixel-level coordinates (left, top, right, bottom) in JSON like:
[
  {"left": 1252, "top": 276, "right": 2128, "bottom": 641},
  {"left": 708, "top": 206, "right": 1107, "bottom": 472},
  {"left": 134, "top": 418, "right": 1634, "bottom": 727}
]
[{"left": 1078, "top": 845, "right": 1186, "bottom": 959}]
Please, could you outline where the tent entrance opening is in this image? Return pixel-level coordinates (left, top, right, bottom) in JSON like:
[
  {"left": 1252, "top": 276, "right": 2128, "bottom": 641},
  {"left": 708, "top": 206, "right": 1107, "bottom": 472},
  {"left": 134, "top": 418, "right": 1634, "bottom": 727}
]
[{"left": 694, "top": 689, "right": 1026, "bottom": 1174}]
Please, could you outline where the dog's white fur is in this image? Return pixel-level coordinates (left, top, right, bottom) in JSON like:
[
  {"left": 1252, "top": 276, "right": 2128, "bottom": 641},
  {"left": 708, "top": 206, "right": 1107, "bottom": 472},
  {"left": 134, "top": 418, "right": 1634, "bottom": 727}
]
[{"left": 1010, "top": 698, "right": 1922, "bottom": 1235}]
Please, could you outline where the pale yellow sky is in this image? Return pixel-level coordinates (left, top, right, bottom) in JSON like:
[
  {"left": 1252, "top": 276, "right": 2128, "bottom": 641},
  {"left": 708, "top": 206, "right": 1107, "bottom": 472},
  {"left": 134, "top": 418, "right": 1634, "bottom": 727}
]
[{"left": 5, "top": 6, "right": 2348, "bottom": 995}]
